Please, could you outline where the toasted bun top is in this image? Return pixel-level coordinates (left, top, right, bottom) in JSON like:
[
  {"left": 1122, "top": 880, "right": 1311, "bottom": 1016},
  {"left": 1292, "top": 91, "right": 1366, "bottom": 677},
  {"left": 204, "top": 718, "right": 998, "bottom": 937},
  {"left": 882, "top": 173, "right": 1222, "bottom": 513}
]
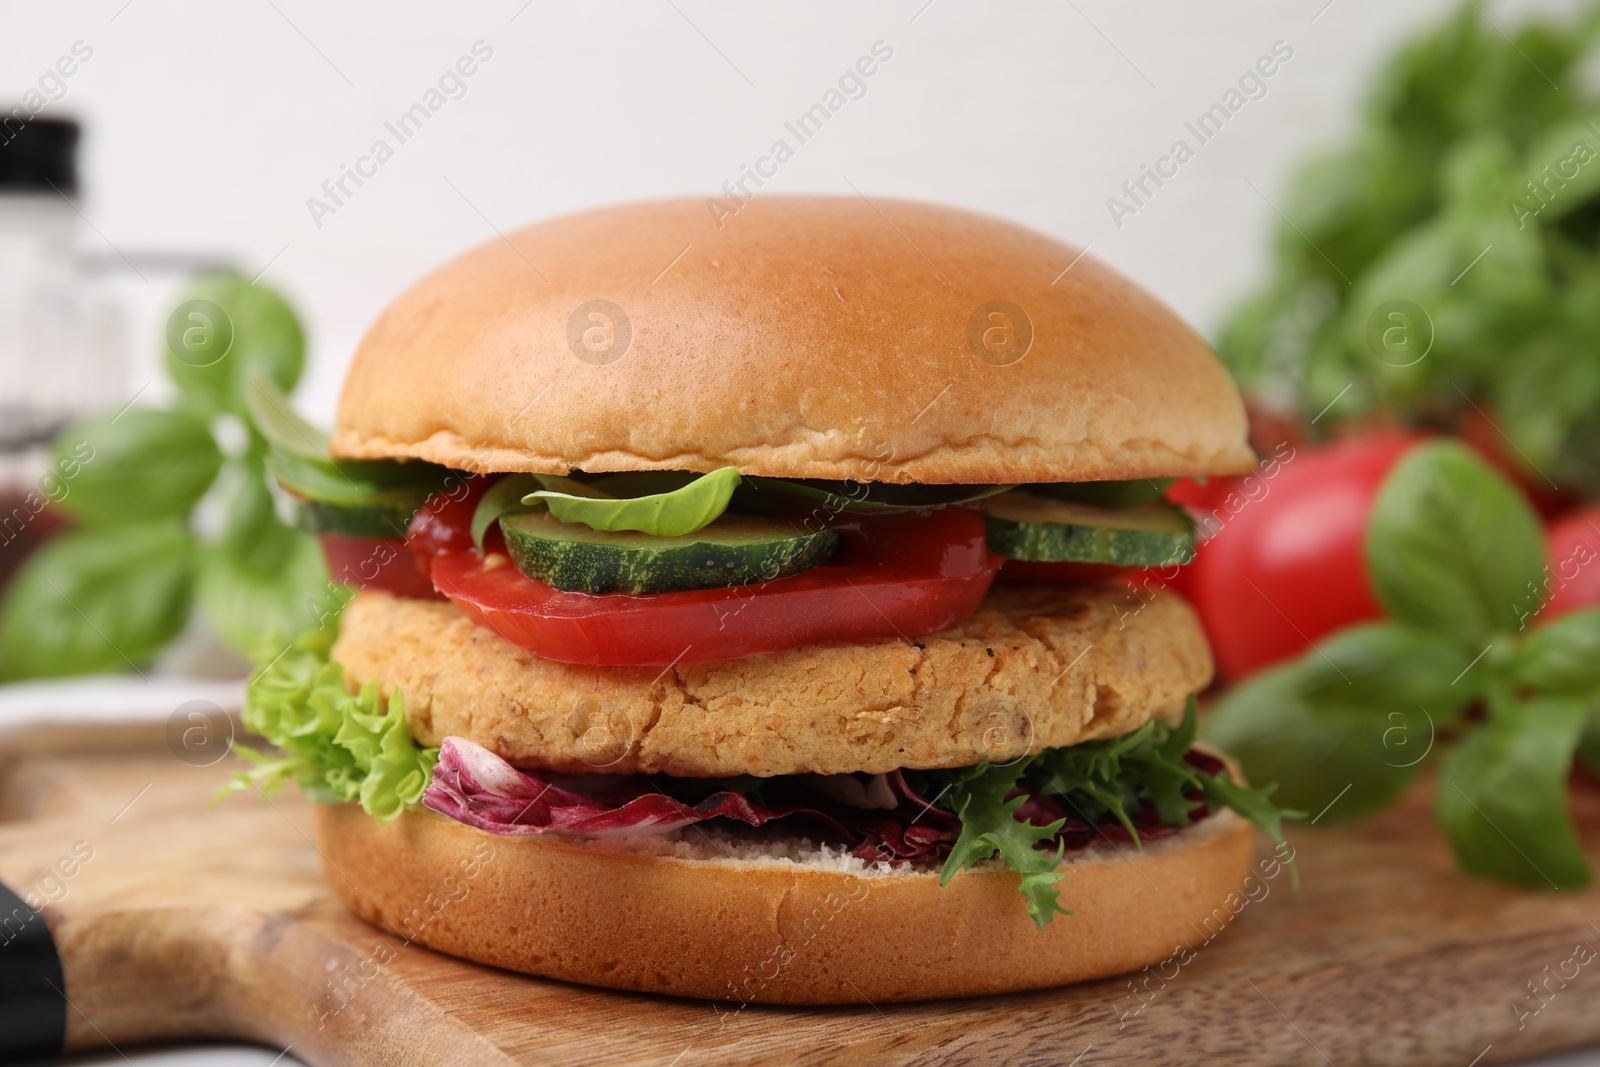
[{"left": 332, "top": 196, "right": 1254, "bottom": 483}]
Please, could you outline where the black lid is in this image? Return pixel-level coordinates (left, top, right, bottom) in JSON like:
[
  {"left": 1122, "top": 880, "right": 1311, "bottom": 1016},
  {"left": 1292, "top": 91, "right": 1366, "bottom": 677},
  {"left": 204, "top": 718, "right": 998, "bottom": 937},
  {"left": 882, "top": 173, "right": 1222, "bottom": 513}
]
[{"left": 0, "top": 117, "right": 79, "bottom": 195}]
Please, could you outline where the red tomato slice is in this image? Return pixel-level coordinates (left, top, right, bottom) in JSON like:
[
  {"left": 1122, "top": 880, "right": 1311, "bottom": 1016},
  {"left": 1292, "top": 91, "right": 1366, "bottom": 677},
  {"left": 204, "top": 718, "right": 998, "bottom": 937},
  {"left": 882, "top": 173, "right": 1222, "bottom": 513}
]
[
  {"left": 320, "top": 534, "right": 441, "bottom": 600},
  {"left": 421, "top": 503, "right": 1001, "bottom": 666},
  {"left": 997, "top": 560, "right": 1135, "bottom": 585}
]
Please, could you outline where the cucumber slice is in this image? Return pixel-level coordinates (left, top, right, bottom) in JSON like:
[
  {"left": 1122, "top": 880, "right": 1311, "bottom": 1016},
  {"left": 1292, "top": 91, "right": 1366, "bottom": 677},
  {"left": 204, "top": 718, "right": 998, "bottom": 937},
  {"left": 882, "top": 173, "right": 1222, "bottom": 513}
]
[
  {"left": 985, "top": 491, "right": 1194, "bottom": 566},
  {"left": 293, "top": 497, "right": 419, "bottom": 538},
  {"left": 499, "top": 510, "right": 840, "bottom": 594}
]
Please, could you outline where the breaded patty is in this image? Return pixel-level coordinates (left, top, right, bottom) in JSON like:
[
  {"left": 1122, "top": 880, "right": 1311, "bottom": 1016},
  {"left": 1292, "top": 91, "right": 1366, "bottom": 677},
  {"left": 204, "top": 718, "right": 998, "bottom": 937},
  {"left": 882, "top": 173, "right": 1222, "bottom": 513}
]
[{"left": 332, "top": 585, "right": 1212, "bottom": 778}]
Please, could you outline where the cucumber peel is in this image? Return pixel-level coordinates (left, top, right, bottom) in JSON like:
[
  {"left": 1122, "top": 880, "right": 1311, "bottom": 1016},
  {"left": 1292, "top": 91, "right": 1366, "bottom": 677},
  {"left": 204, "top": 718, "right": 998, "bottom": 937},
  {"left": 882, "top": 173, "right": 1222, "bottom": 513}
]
[
  {"left": 985, "top": 491, "right": 1194, "bottom": 567},
  {"left": 500, "top": 509, "right": 837, "bottom": 594}
]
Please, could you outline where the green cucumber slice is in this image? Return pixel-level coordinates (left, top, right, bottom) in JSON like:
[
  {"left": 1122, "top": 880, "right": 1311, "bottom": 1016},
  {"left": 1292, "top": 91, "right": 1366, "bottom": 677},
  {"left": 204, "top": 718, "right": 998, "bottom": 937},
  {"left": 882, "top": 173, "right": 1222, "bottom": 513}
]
[
  {"left": 985, "top": 491, "right": 1194, "bottom": 566},
  {"left": 499, "top": 510, "right": 839, "bottom": 594},
  {"left": 293, "top": 498, "right": 419, "bottom": 538}
]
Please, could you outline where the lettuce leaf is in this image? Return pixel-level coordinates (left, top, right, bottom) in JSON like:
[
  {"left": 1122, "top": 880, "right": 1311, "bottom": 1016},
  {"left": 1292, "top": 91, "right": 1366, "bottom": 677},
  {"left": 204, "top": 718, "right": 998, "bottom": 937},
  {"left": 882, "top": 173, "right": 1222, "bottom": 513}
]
[
  {"left": 938, "top": 762, "right": 1068, "bottom": 925},
  {"left": 220, "top": 622, "right": 436, "bottom": 820},
  {"left": 920, "top": 699, "right": 1296, "bottom": 927}
]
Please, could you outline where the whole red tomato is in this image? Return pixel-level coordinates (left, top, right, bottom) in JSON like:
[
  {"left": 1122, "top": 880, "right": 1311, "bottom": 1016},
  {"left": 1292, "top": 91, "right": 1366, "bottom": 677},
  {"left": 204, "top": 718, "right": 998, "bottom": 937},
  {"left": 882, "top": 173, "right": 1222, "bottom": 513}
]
[
  {"left": 1182, "top": 431, "right": 1423, "bottom": 681},
  {"left": 1542, "top": 506, "right": 1600, "bottom": 619}
]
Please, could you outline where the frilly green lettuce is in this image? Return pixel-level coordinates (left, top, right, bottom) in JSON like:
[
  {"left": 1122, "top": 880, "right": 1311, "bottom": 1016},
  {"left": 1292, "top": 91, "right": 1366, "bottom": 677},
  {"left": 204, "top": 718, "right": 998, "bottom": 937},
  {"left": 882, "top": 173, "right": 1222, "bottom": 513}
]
[{"left": 222, "top": 622, "right": 436, "bottom": 820}]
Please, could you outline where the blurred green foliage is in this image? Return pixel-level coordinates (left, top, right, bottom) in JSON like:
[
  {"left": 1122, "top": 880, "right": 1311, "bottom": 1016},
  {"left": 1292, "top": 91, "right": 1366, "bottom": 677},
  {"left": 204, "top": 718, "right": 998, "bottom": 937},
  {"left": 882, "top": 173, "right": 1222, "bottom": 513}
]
[
  {"left": 0, "top": 271, "right": 329, "bottom": 680},
  {"left": 1219, "top": 1, "right": 1600, "bottom": 493}
]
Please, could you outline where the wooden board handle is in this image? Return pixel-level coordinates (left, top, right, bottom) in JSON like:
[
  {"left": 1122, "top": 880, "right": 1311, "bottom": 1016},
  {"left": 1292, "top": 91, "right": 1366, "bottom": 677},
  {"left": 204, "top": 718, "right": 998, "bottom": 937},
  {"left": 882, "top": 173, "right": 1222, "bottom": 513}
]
[{"left": 0, "top": 880, "right": 67, "bottom": 1064}]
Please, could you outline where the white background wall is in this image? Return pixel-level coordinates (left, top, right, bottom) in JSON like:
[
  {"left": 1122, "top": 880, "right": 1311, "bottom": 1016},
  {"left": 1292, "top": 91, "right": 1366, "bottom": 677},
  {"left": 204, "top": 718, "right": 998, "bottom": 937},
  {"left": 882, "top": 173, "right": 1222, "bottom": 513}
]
[{"left": 3, "top": 0, "right": 1590, "bottom": 423}]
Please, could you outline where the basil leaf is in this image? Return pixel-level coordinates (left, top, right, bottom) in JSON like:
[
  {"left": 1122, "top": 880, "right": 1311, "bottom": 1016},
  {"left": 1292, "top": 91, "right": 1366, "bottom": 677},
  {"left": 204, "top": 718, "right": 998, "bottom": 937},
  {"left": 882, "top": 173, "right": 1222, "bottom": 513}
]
[
  {"left": 244, "top": 372, "right": 328, "bottom": 461},
  {"left": 472, "top": 474, "right": 541, "bottom": 554},
  {"left": 196, "top": 463, "right": 329, "bottom": 660},
  {"left": 0, "top": 522, "right": 195, "bottom": 680},
  {"left": 739, "top": 477, "right": 1011, "bottom": 514},
  {"left": 1435, "top": 699, "right": 1591, "bottom": 890},
  {"left": 264, "top": 451, "right": 450, "bottom": 508},
  {"left": 939, "top": 763, "right": 1069, "bottom": 928},
  {"left": 50, "top": 408, "right": 222, "bottom": 525},
  {"left": 1298, "top": 622, "right": 1480, "bottom": 714},
  {"left": 167, "top": 271, "right": 304, "bottom": 417},
  {"left": 1366, "top": 441, "right": 1546, "bottom": 644},
  {"left": 1027, "top": 479, "right": 1174, "bottom": 508},
  {"left": 1514, "top": 609, "right": 1600, "bottom": 696},
  {"left": 524, "top": 466, "right": 741, "bottom": 536},
  {"left": 247, "top": 374, "right": 456, "bottom": 507},
  {"left": 1203, "top": 661, "right": 1428, "bottom": 824}
]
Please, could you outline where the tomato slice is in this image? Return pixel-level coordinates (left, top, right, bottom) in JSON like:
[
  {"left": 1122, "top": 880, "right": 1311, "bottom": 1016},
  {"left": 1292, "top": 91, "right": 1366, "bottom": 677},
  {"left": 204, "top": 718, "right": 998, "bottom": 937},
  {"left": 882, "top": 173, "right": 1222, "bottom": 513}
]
[
  {"left": 319, "top": 534, "right": 442, "bottom": 600},
  {"left": 421, "top": 503, "right": 1001, "bottom": 666},
  {"left": 997, "top": 559, "right": 1136, "bottom": 585}
]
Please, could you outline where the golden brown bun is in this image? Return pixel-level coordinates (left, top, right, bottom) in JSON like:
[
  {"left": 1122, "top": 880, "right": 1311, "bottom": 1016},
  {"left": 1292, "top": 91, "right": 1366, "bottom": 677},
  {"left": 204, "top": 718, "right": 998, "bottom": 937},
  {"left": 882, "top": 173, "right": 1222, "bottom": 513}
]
[
  {"left": 332, "top": 583, "right": 1212, "bottom": 778},
  {"left": 315, "top": 803, "right": 1256, "bottom": 1004},
  {"left": 331, "top": 196, "right": 1254, "bottom": 483}
]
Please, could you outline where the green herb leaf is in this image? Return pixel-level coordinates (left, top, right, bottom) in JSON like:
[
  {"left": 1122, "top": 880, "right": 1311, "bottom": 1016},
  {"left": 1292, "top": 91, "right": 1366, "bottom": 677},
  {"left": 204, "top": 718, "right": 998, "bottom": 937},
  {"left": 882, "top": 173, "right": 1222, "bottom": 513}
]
[
  {"left": 244, "top": 372, "right": 329, "bottom": 461},
  {"left": 1514, "top": 608, "right": 1600, "bottom": 696},
  {"left": 1204, "top": 660, "right": 1429, "bottom": 824},
  {"left": 247, "top": 373, "right": 457, "bottom": 508},
  {"left": 1435, "top": 698, "right": 1591, "bottom": 890},
  {"left": 0, "top": 522, "right": 194, "bottom": 680},
  {"left": 1366, "top": 441, "right": 1546, "bottom": 644},
  {"left": 939, "top": 763, "right": 1069, "bottom": 929},
  {"left": 1297, "top": 622, "right": 1481, "bottom": 713},
  {"left": 524, "top": 466, "right": 741, "bottom": 536},
  {"left": 49, "top": 408, "right": 222, "bottom": 525},
  {"left": 928, "top": 700, "right": 1295, "bottom": 926},
  {"left": 471, "top": 474, "right": 542, "bottom": 554},
  {"left": 221, "top": 621, "right": 436, "bottom": 820},
  {"left": 195, "top": 462, "right": 329, "bottom": 660},
  {"left": 167, "top": 271, "right": 305, "bottom": 416}
]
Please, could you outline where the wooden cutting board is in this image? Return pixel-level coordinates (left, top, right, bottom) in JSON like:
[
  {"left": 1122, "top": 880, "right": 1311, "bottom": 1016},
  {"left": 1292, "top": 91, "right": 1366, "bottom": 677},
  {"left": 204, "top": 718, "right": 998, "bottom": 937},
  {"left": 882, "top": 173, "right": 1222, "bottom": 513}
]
[{"left": 3, "top": 722, "right": 1600, "bottom": 1067}]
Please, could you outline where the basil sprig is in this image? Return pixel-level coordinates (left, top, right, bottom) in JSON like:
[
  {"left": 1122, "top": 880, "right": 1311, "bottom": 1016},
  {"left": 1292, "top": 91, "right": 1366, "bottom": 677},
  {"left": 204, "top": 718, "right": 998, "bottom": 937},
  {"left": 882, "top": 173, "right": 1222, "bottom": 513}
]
[
  {"left": 522, "top": 467, "right": 742, "bottom": 537},
  {"left": 0, "top": 272, "right": 332, "bottom": 678},
  {"left": 1206, "top": 441, "right": 1600, "bottom": 890},
  {"left": 246, "top": 374, "right": 455, "bottom": 508}
]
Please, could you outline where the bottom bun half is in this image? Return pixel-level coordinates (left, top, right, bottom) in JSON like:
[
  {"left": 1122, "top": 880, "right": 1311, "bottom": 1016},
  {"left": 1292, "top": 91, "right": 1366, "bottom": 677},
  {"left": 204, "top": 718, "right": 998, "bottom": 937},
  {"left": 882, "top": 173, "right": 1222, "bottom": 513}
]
[{"left": 315, "top": 803, "right": 1256, "bottom": 1004}]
